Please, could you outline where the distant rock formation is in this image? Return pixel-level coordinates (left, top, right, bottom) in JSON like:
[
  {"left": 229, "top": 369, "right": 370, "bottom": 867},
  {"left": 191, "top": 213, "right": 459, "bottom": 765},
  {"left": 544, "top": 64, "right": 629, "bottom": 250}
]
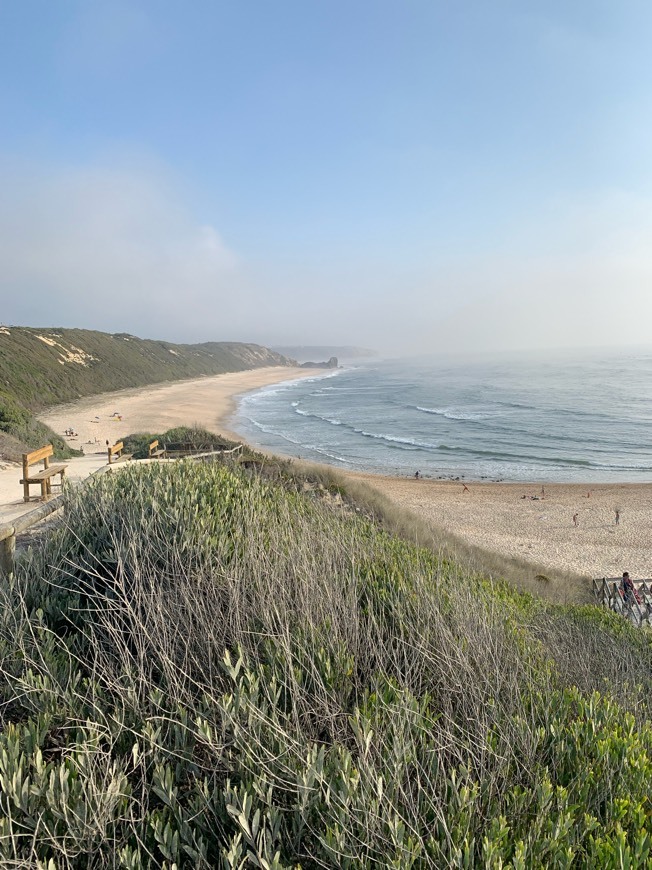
[
  {"left": 273, "top": 346, "right": 376, "bottom": 362},
  {"left": 300, "top": 356, "right": 338, "bottom": 369}
]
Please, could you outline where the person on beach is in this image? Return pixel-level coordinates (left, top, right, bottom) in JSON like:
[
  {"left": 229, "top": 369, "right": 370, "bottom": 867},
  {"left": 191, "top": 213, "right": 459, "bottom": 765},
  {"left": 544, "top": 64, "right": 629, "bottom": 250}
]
[
  {"left": 615, "top": 508, "right": 620, "bottom": 525},
  {"left": 414, "top": 470, "right": 420, "bottom": 480},
  {"left": 572, "top": 512, "right": 578, "bottom": 527},
  {"left": 621, "top": 571, "right": 635, "bottom": 604},
  {"left": 541, "top": 485, "right": 545, "bottom": 498}
]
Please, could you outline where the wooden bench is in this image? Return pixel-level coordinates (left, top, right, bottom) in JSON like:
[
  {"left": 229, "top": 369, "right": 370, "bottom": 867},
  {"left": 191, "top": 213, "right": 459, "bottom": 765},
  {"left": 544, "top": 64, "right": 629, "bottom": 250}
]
[
  {"left": 107, "top": 441, "right": 133, "bottom": 464},
  {"left": 148, "top": 439, "right": 167, "bottom": 459},
  {"left": 20, "top": 445, "right": 68, "bottom": 502}
]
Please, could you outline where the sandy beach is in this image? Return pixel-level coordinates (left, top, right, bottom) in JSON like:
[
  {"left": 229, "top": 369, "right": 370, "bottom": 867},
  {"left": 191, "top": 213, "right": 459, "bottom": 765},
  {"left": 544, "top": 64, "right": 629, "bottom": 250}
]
[
  {"left": 0, "top": 367, "right": 318, "bottom": 526},
  {"left": 1, "top": 365, "right": 650, "bottom": 583},
  {"left": 39, "top": 366, "right": 320, "bottom": 450},
  {"left": 343, "top": 473, "right": 652, "bottom": 581}
]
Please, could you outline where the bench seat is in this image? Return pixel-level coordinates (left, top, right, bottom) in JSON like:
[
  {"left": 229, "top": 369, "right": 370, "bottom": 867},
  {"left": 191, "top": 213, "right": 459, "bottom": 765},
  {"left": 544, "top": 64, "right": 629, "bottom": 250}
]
[
  {"left": 107, "top": 440, "right": 133, "bottom": 464},
  {"left": 21, "top": 464, "right": 68, "bottom": 483},
  {"left": 21, "top": 445, "right": 68, "bottom": 501},
  {"left": 148, "top": 440, "right": 167, "bottom": 459}
]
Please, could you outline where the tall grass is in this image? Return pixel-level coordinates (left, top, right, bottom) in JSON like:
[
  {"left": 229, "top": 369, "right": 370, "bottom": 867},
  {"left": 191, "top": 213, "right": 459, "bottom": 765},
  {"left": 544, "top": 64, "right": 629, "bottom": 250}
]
[
  {"left": 296, "top": 462, "right": 591, "bottom": 604},
  {"left": 0, "top": 461, "right": 650, "bottom": 866}
]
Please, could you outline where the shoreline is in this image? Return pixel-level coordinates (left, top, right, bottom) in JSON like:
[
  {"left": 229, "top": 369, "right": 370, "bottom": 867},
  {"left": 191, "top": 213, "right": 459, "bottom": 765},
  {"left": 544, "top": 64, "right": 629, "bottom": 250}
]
[
  {"left": 39, "top": 366, "right": 326, "bottom": 452},
  {"left": 11, "top": 365, "right": 649, "bottom": 581}
]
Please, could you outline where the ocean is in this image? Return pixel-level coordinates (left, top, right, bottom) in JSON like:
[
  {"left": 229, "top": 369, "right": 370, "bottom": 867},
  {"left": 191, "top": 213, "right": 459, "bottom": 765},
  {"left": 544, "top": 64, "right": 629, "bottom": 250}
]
[{"left": 232, "top": 350, "right": 652, "bottom": 483}]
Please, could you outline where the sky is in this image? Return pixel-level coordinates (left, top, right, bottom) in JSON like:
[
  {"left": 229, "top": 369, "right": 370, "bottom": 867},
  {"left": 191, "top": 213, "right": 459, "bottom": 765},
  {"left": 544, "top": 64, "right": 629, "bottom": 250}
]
[{"left": 1, "top": 1, "right": 652, "bottom": 356}]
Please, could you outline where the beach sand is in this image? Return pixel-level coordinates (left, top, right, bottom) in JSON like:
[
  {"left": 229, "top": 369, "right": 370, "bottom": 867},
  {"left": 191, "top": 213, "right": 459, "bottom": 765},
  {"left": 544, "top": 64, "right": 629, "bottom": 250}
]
[
  {"left": 2, "top": 366, "right": 650, "bottom": 583},
  {"left": 39, "top": 365, "right": 319, "bottom": 450},
  {"left": 0, "top": 367, "right": 318, "bottom": 526},
  {"left": 342, "top": 474, "right": 652, "bottom": 581}
]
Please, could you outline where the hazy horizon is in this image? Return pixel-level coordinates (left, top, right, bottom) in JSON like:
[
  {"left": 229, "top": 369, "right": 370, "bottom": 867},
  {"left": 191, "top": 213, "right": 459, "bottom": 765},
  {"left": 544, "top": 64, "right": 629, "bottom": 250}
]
[{"left": 2, "top": 2, "right": 652, "bottom": 357}]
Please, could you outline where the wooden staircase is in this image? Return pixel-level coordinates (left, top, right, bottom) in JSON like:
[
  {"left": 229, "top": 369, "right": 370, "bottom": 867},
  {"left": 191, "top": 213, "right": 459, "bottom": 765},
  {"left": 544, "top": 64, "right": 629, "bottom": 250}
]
[{"left": 593, "top": 577, "right": 652, "bottom": 627}]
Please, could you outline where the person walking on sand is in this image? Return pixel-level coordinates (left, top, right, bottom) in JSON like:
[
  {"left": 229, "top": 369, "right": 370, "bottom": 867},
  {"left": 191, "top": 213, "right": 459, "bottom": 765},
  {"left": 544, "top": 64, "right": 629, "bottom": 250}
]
[
  {"left": 414, "top": 470, "right": 420, "bottom": 480},
  {"left": 572, "top": 512, "right": 579, "bottom": 527},
  {"left": 615, "top": 508, "right": 620, "bottom": 526}
]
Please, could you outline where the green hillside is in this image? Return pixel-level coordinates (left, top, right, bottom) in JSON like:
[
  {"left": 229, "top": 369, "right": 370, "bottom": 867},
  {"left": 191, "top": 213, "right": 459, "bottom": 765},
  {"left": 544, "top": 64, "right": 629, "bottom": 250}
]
[
  {"left": 0, "top": 326, "right": 293, "bottom": 410},
  {"left": 0, "top": 326, "right": 294, "bottom": 457},
  {"left": 1, "top": 457, "right": 650, "bottom": 866}
]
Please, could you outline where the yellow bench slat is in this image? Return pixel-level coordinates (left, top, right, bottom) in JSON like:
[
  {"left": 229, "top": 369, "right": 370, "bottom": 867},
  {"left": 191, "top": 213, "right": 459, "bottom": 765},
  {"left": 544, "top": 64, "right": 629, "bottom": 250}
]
[{"left": 22, "top": 464, "right": 68, "bottom": 482}]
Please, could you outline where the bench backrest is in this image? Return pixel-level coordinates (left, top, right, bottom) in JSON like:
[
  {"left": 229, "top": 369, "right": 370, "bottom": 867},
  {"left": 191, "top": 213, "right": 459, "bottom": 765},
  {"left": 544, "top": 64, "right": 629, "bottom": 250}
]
[
  {"left": 108, "top": 441, "right": 124, "bottom": 461},
  {"left": 148, "top": 439, "right": 159, "bottom": 455},
  {"left": 23, "top": 444, "right": 53, "bottom": 473}
]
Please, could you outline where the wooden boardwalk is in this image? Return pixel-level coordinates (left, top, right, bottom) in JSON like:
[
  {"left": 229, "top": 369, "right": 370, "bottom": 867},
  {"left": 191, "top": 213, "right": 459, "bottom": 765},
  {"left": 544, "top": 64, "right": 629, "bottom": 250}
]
[{"left": 593, "top": 577, "right": 652, "bottom": 627}]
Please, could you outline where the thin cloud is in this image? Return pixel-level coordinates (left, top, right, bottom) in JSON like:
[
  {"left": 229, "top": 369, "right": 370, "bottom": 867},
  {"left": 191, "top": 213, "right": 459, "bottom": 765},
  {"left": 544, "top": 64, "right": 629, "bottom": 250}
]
[{"left": 0, "top": 158, "right": 237, "bottom": 337}]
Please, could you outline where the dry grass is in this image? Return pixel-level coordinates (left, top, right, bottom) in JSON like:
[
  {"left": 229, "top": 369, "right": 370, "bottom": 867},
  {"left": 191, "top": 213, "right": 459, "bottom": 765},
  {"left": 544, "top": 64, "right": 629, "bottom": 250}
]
[{"left": 297, "top": 461, "right": 590, "bottom": 605}]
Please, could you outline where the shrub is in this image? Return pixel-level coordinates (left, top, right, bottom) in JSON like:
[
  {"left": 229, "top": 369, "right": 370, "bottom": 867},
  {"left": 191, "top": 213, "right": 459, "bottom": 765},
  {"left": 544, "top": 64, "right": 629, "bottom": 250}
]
[{"left": 0, "top": 461, "right": 649, "bottom": 866}]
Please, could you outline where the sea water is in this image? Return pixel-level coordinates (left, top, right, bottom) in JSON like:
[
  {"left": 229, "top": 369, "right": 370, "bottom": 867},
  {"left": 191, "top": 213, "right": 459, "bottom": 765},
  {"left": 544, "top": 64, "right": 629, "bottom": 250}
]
[{"left": 232, "top": 349, "right": 652, "bottom": 483}]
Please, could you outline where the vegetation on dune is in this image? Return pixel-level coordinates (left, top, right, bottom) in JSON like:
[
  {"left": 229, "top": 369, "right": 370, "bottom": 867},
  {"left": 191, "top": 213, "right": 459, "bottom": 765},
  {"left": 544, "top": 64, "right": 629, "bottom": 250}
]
[
  {"left": 0, "top": 326, "right": 293, "bottom": 457},
  {"left": 122, "top": 425, "right": 239, "bottom": 459},
  {"left": 1, "top": 460, "right": 651, "bottom": 866},
  {"left": 0, "top": 390, "right": 80, "bottom": 460},
  {"left": 0, "top": 327, "right": 294, "bottom": 412}
]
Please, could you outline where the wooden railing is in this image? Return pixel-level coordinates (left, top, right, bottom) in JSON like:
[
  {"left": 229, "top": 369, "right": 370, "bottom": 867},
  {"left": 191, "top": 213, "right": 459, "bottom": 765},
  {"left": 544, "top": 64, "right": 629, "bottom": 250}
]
[
  {"left": 593, "top": 577, "right": 652, "bottom": 627},
  {"left": 165, "top": 442, "right": 243, "bottom": 458},
  {"left": 0, "top": 495, "right": 64, "bottom": 575}
]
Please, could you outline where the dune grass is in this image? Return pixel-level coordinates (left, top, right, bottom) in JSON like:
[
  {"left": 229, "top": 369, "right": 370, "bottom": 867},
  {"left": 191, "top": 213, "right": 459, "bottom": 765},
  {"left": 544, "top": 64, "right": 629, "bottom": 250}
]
[
  {"left": 0, "top": 460, "right": 650, "bottom": 866},
  {"left": 0, "top": 390, "right": 80, "bottom": 460},
  {"left": 256, "top": 459, "right": 592, "bottom": 605}
]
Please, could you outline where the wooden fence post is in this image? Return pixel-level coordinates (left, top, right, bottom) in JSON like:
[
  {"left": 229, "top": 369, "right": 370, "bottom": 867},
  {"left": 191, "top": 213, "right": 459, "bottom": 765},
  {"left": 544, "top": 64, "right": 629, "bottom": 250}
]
[{"left": 0, "top": 531, "right": 15, "bottom": 576}]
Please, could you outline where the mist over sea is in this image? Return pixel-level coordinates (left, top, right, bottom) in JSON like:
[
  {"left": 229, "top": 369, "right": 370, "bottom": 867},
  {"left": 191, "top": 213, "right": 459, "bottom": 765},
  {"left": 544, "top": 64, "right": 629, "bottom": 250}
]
[{"left": 233, "top": 350, "right": 652, "bottom": 483}]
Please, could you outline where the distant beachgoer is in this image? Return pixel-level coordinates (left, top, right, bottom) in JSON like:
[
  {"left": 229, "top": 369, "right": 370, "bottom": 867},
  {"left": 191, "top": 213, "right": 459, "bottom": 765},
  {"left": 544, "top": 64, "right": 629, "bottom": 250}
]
[
  {"left": 541, "top": 485, "right": 545, "bottom": 498},
  {"left": 615, "top": 508, "right": 620, "bottom": 526},
  {"left": 414, "top": 471, "right": 420, "bottom": 480},
  {"left": 572, "top": 512, "right": 579, "bottom": 527}
]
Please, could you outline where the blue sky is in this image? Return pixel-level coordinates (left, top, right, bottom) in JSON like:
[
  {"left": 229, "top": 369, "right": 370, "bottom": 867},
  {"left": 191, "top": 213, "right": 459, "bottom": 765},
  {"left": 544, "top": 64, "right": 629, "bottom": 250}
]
[{"left": 1, "top": 1, "right": 651, "bottom": 354}]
